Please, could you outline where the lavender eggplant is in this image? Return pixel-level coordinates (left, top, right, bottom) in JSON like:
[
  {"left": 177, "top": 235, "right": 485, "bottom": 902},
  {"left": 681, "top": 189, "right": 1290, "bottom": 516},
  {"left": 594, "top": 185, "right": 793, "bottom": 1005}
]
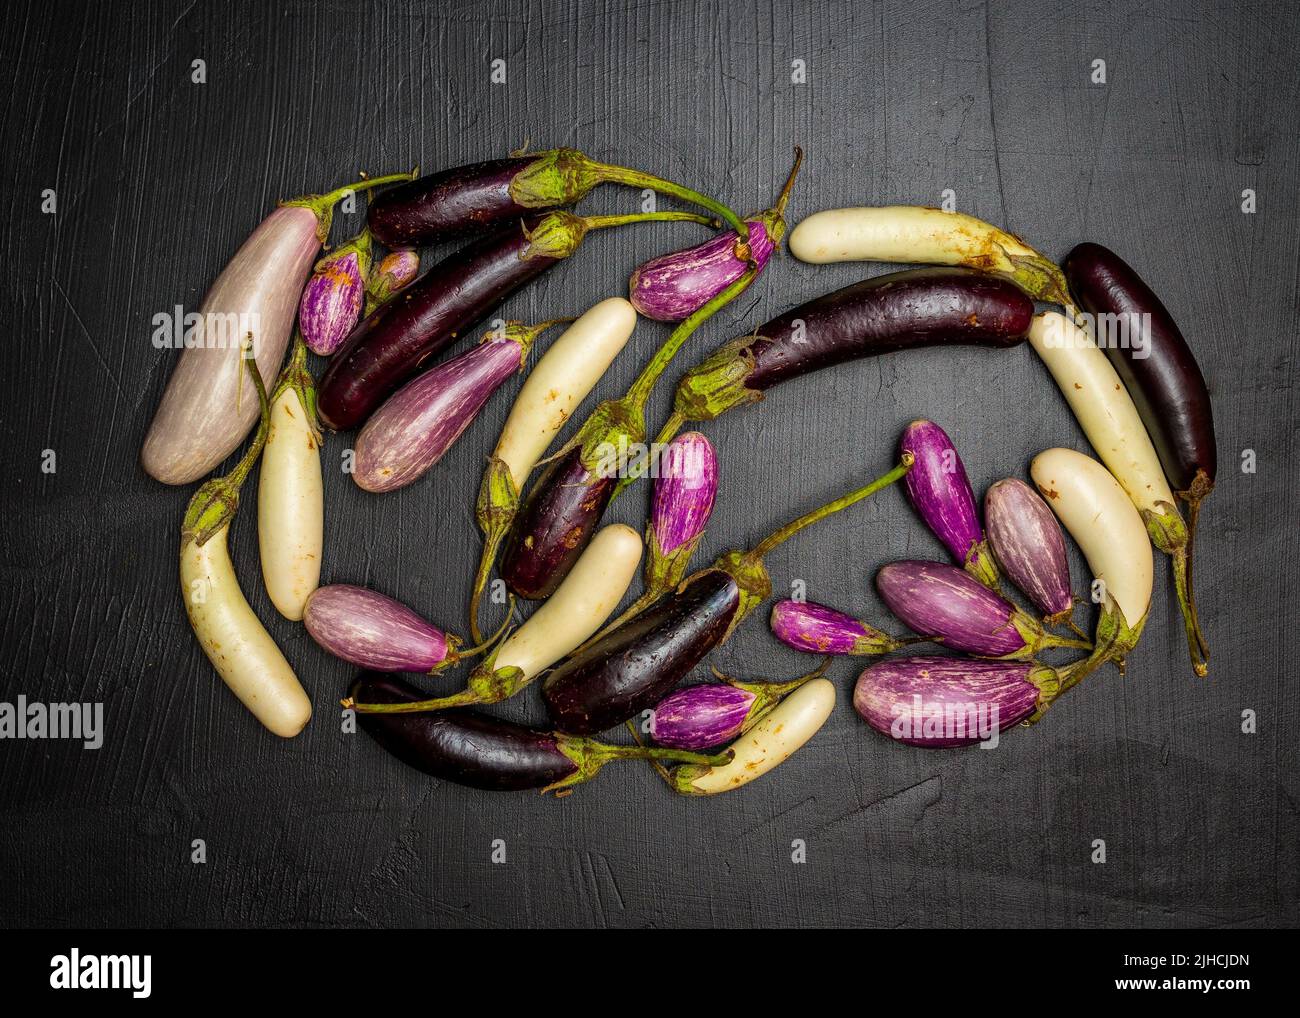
[
  {"left": 366, "top": 147, "right": 749, "bottom": 248},
  {"left": 541, "top": 456, "right": 913, "bottom": 735},
  {"left": 647, "top": 658, "right": 830, "bottom": 750},
  {"left": 500, "top": 266, "right": 757, "bottom": 600},
  {"left": 304, "top": 584, "right": 496, "bottom": 673},
  {"left": 364, "top": 248, "right": 420, "bottom": 314},
  {"left": 769, "top": 599, "right": 913, "bottom": 655},
  {"left": 141, "top": 168, "right": 416, "bottom": 484},
  {"left": 317, "top": 209, "right": 715, "bottom": 432},
  {"left": 346, "top": 672, "right": 729, "bottom": 794},
  {"left": 353, "top": 319, "right": 568, "bottom": 493},
  {"left": 300, "top": 229, "right": 371, "bottom": 355},
  {"left": 650, "top": 267, "right": 1034, "bottom": 450},
  {"left": 899, "top": 419, "right": 998, "bottom": 588},
  {"left": 853, "top": 656, "right": 1060, "bottom": 748},
  {"left": 984, "top": 478, "right": 1077, "bottom": 630},
  {"left": 875, "top": 560, "right": 1089, "bottom": 659},
  {"left": 629, "top": 148, "right": 801, "bottom": 321}
]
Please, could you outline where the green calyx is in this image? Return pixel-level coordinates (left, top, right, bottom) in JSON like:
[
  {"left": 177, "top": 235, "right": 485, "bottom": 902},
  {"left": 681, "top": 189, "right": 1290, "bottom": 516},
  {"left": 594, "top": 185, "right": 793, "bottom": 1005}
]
[
  {"left": 671, "top": 336, "right": 764, "bottom": 424},
  {"left": 964, "top": 540, "right": 1002, "bottom": 591},
  {"left": 282, "top": 167, "right": 419, "bottom": 243},
  {"left": 1004, "top": 609, "right": 1092, "bottom": 660},
  {"left": 315, "top": 227, "right": 373, "bottom": 281},
  {"left": 723, "top": 656, "right": 831, "bottom": 727},
  {"left": 1141, "top": 500, "right": 1208, "bottom": 677},
  {"left": 270, "top": 333, "right": 321, "bottom": 441},
  {"left": 519, "top": 209, "right": 716, "bottom": 262},
  {"left": 1001, "top": 246, "right": 1074, "bottom": 311},
  {"left": 572, "top": 396, "right": 645, "bottom": 477},
  {"left": 469, "top": 456, "right": 520, "bottom": 644},
  {"left": 181, "top": 344, "right": 271, "bottom": 548},
  {"left": 546, "top": 736, "right": 731, "bottom": 795},
  {"left": 710, "top": 552, "right": 772, "bottom": 643}
]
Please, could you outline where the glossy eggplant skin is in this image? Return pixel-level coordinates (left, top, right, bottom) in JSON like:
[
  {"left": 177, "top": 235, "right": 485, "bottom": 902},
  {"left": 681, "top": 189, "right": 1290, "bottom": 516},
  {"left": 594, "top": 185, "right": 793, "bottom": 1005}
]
[
  {"left": 350, "top": 672, "right": 577, "bottom": 791},
  {"left": 317, "top": 217, "right": 556, "bottom": 431},
  {"left": 500, "top": 446, "right": 616, "bottom": 600},
  {"left": 1063, "top": 243, "right": 1216, "bottom": 491},
  {"left": 542, "top": 569, "right": 741, "bottom": 735},
  {"left": 746, "top": 267, "right": 1032, "bottom": 391},
  {"left": 366, "top": 157, "right": 537, "bottom": 248}
]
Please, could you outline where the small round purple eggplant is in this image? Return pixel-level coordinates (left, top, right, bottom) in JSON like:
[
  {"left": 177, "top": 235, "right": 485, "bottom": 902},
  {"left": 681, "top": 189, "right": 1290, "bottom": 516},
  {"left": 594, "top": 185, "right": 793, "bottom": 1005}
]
[
  {"left": 300, "top": 231, "right": 371, "bottom": 355},
  {"left": 769, "top": 599, "right": 910, "bottom": 655},
  {"left": 629, "top": 149, "right": 802, "bottom": 322},
  {"left": 984, "top": 478, "right": 1074, "bottom": 625},
  {"left": 875, "top": 560, "right": 1087, "bottom": 659},
  {"left": 853, "top": 655, "right": 1060, "bottom": 748},
  {"left": 364, "top": 248, "right": 420, "bottom": 314},
  {"left": 899, "top": 419, "right": 998, "bottom": 588},
  {"left": 353, "top": 320, "right": 566, "bottom": 494},
  {"left": 304, "top": 584, "right": 456, "bottom": 673},
  {"left": 647, "top": 658, "right": 829, "bottom": 750}
]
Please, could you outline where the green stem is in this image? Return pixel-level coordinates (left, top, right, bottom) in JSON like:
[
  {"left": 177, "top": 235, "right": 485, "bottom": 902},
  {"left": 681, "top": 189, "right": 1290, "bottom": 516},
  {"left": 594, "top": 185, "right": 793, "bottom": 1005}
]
[
  {"left": 615, "top": 411, "right": 686, "bottom": 499},
  {"left": 270, "top": 332, "right": 320, "bottom": 439},
  {"left": 750, "top": 453, "right": 915, "bottom": 559},
  {"left": 582, "top": 210, "right": 718, "bottom": 231},
  {"left": 283, "top": 167, "right": 420, "bottom": 243},
  {"left": 1038, "top": 632, "right": 1094, "bottom": 652},
  {"left": 588, "top": 159, "right": 750, "bottom": 247}
]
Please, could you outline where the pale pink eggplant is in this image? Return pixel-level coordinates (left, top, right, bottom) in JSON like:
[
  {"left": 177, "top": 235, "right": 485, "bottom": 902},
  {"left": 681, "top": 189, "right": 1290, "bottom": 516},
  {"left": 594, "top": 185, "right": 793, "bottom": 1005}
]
[
  {"left": 628, "top": 148, "right": 802, "bottom": 322},
  {"left": 769, "top": 599, "right": 908, "bottom": 655},
  {"left": 899, "top": 419, "right": 999, "bottom": 588},
  {"left": 854, "top": 655, "right": 1058, "bottom": 748},
  {"left": 304, "top": 584, "right": 454, "bottom": 673},
  {"left": 984, "top": 478, "right": 1074, "bottom": 624}
]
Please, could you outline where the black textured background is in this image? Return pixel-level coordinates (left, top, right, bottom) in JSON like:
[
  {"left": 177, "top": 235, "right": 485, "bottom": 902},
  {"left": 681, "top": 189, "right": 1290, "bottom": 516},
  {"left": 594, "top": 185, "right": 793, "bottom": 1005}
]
[{"left": 1, "top": 0, "right": 1296, "bottom": 929}]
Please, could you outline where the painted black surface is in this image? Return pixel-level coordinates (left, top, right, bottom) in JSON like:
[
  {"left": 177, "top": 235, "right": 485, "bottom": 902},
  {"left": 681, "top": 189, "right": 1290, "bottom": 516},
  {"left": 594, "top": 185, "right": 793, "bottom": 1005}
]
[{"left": 0, "top": 0, "right": 1296, "bottom": 928}]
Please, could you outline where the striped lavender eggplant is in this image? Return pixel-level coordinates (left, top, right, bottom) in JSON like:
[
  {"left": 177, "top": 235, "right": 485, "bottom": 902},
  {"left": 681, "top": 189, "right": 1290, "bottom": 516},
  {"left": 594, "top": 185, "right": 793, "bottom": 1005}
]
[
  {"left": 352, "top": 320, "right": 567, "bottom": 493},
  {"left": 984, "top": 478, "right": 1076, "bottom": 626},
  {"left": 304, "top": 584, "right": 461, "bottom": 673},
  {"left": 300, "top": 230, "right": 371, "bottom": 355},
  {"left": 769, "top": 599, "right": 911, "bottom": 655},
  {"left": 647, "top": 659, "right": 829, "bottom": 750},
  {"left": 899, "top": 419, "right": 998, "bottom": 588},
  {"left": 629, "top": 148, "right": 802, "bottom": 322},
  {"left": 875, "top": 560, "right": 1089, "bottom": 659},
  {"left": 853, "top": 656, "right": 1060, "bottom": 748},
  {"left": 364, "top": 248, "right": 419, "bottom": 314}
]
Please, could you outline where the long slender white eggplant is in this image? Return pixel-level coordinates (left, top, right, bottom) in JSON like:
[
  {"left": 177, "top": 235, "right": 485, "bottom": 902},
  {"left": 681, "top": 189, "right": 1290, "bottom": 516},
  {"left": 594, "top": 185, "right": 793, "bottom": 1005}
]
[
  {"left": 346, "top": 524, "right": 642, "bottom": 714},
  {"left": 257, "top": 336, "right": 323, "bottom": 620},
  {"left": 181, "top": 347, "right": 311, "bottom": 737},
  {"left": 469, "top": 297, "right": 637, "bottom": 640},
  {"left": 660, "top": 678, "right": 836, "bottom": 795},
  {"left": 1029, "top": 311, "right": 1207, "bottom": 675},
  {"left": 142, "top": 169, "right": 416, "bottom": 485},
  {"left": 788, "top": 204, "right": 1072, "bottom": 308},
  {"left": 1030, "top": 448, "right": 1153, "bottom": 688}
]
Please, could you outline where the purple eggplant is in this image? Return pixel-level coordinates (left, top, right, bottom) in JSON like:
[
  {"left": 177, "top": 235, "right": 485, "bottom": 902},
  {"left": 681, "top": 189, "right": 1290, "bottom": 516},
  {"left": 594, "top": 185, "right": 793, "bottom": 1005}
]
[
  {"left": 365, "top": 147, "right": 749, "bottom": 248},
  {"left": 317, "top": 209, "right": 715, "bottom": 432},
  {"left": 899, "top": 419, "right": 998, "bottom": 588},
  {"left": 629, "top": 148, "right": 802, "bottom": 321},
  {"left": 651, "top": 267, "right": 1034, "bottom": 448},
  {"left": 540, "top": 457, "right": 913, "bottom": 734},
  {"left": 984, "top": 478, "right": 1075, "bottom": 626},
  {"left": 500, "top": 268, "right": 756, "bottom": 601},
  {"left": 364, "top": 247, "right": 420, "bottom": 315},
  {"left": 300, "top": 230, "right": 371, "bottom": 355},
  {"left": 353, "top": 320, "right": 566, "bottom": 493},
  {"left": 346, "top": 672, "right": 728, "bottom": 794},
  {"left": 769, "top": 599, "right": 911, "bottom": 655},
  {"left": 647, "top": 658, "right": 829, "bottom": 750},
  {"left": 853, "top": 656, "right": 1060, "bottom": 748},
  {"left": 875, "top": 560, "right": 1088, "bottom": 659},
  {"left": 304, "top": 584, "right": 479, "bottom": 673}
]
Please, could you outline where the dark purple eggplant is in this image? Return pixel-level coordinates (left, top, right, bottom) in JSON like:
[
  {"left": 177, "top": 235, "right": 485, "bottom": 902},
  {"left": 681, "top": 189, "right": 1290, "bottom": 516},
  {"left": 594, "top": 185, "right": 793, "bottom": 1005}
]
[
  {"left": 346, "top": 672, "right": 727, "bottom": 794},
  {"left": 652, "top": 267, "right": 1033, "bottom": 446},
  {"left": 540, "top": 456, "right": 914, "bottom": 734},
  {"left": 366, "top": 148, "right": 750, "bottom": 248},
  {"left": 316, "top": 209, "right": 713, "bottom": 431},
  {"left": 500, "top": 266, "right": 757, "bottom": 600}
]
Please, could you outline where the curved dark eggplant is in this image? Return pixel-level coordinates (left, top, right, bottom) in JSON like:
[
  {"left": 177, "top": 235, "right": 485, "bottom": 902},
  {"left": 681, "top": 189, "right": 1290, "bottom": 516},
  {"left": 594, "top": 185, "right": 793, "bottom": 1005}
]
[
  {"left": 1063, "top": 242, "right": 1216, "bottom": 498},
  {"left": 365, "top": 148, "right": 749, "bottom": 248},
  {"left": 317, "top": 209, "right": 713, "bottom": 431},
  {"left": 542, "top": 569, "right": 742, "bottom": 735},
  {"left": 499, "top": 446, "right": 616, "bottom": 600},
  {"left": 660, "top": 267, "right": 1033, "bottom": 435},
  {"left": 348, "top": 672, "right": 726, "bottom": 793}
]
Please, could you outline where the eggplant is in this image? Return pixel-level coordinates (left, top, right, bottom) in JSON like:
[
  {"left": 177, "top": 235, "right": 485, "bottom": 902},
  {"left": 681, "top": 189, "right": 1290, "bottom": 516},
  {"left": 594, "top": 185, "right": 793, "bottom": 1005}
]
[
  {"left": 652, "top": 267, "right": 1033, "bottom": 446},
  {"left": 347, "top": 672, "right": 725, "bottom": 793},
  {"left": 853, "top": 656, "right": 1059, "bottom": 748},
  {"left": 540, "top": 457, "right": 913, "bottom": 734},
  {"left": 984, "top": 478, "right": 1076, "bottom": 628},
  {"left": 304, "top": 584, "right": 477, "bottom": 673},
  {"left": 299, "top": 229, "right": 371, "bottom": 356},
  {"left": 899, "top": 419, "right": 998, "bottom": 588},
  {"left": 769, "top": 599, "right": 911, "bottom": 655},
  {"left": 365, "top": 148, "right": 749, "bottom": 247},
  {"left": 316, "top": 209, "right": 714, "bottom": 432},
  {"left": 365, "top": 248, "right": 420, "bottom": 314},
  {"left": 875, "top": 560, "right": 1089, "bottom": 659}
]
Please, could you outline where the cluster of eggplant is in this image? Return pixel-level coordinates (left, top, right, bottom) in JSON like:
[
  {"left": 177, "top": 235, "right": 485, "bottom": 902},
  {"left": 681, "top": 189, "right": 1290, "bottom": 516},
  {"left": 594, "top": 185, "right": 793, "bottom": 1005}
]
[{"left": 144, "top": 137, "right": 1215, "bottom": 793}]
